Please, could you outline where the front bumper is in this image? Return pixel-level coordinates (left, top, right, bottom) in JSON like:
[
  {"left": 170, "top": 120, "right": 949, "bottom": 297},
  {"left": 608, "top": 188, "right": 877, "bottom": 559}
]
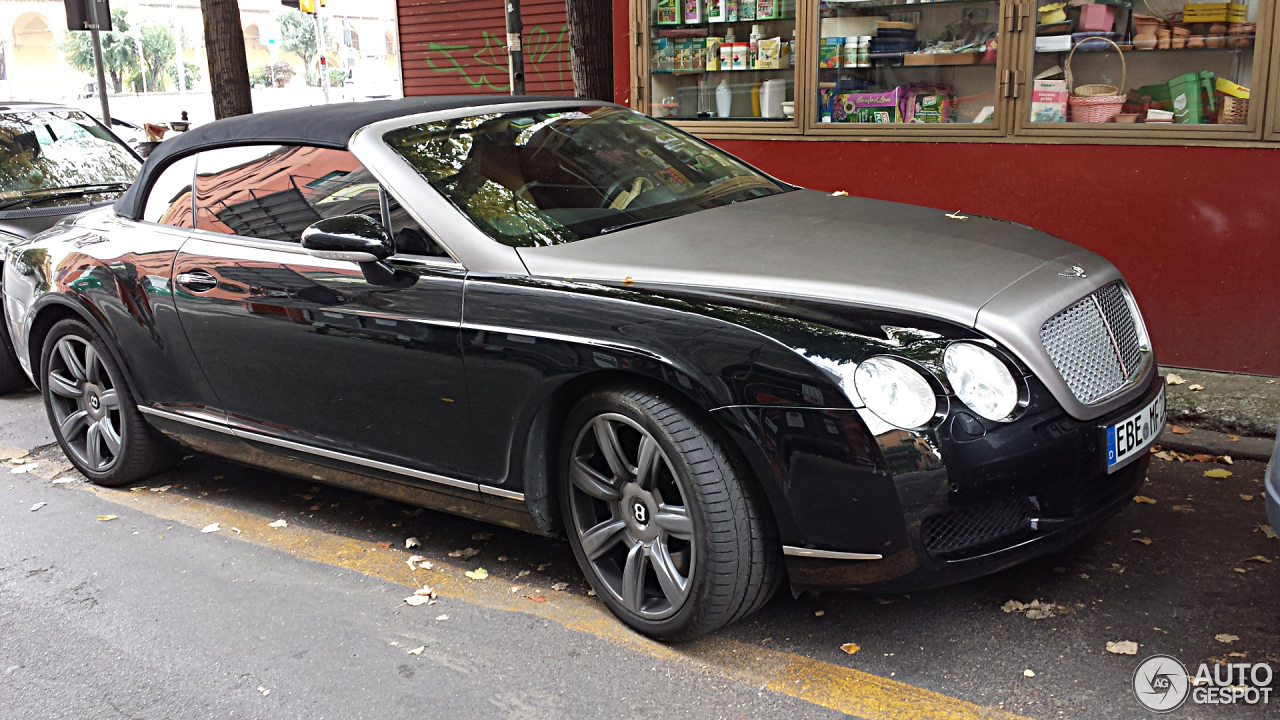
[{"left": 721, "top": 369, "right": 1163, "bottom": 593}]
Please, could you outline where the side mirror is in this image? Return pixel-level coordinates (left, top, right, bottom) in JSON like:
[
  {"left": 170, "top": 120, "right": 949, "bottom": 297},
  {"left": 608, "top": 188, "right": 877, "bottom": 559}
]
[{"left": 301, "top": 215, "right": 393, "bottom": 263}]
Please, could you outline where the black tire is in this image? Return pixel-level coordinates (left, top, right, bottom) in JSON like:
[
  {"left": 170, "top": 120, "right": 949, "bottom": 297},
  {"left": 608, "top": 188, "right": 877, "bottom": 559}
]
[
  {"left": 559, "top": 384, "right": 782, "bottom": 641},
  {"left": 40, "top": 318, "right": 174, "bottom": 487}
]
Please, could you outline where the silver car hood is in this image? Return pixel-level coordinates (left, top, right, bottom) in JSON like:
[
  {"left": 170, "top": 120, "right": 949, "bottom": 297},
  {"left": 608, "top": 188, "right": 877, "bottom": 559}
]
[{"left": 518, "top": 189, "right": 1149, "bottom": 421}]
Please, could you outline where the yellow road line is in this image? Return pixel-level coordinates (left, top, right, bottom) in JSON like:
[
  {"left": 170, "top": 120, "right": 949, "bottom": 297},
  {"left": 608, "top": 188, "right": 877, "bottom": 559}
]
[{"left": 87, "top": 484, "right": 1033, "bottom": 720}]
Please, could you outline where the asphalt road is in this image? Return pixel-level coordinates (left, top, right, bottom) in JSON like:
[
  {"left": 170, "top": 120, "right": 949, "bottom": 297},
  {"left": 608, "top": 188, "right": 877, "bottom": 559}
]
[{"left": 1, "top": 391, "right": 1277, "bottom": 720}]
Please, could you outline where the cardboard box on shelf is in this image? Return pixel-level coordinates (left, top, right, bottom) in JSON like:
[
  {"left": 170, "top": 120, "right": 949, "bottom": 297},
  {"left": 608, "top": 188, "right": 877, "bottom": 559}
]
[{"left": 1031, "top": 79, "right": 1069, "bottom": 122}]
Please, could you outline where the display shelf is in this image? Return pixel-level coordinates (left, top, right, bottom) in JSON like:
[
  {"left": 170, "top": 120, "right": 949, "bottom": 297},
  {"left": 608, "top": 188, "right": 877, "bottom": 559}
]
[
  {"left": 1036, "top": 43, "right": 1256, "bottom": 54},
  {"left": 822, "top": 0, "right": 997, "bottom": 10}
]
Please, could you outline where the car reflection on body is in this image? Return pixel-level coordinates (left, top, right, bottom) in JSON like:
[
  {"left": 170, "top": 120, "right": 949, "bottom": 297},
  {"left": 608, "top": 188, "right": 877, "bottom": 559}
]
[
  {"left": 3, "top": 97, "right": 1163, "bottom": 640},
  {"left": 0, "top": 101, "right": 142, "bottom": 393}
]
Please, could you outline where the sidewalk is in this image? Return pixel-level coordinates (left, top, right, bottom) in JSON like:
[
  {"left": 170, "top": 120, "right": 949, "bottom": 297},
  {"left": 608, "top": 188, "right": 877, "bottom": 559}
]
[{"left": 1157, "top": 365, "right": 1279, "bottom": 462}]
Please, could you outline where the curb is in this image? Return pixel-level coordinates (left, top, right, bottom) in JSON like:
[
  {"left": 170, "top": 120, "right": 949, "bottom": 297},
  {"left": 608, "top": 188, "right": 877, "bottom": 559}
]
[{"left": 1159, "top": 423, "right": 1274, "bottom": 463}]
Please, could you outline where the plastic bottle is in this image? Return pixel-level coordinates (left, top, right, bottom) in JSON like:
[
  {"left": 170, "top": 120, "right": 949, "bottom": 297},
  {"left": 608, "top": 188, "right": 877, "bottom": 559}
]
[
  {"left": 789, "top": 29, "right": 796, "bottom": 67},
  {"left": 749, "top": 24, "right": 761, "bottom": 69},
  {"left": 750, "top": 80, "right": 762, "bottom": 116},
  {"left": 716, "top": 79, "right": 733, "bottom": 117}
]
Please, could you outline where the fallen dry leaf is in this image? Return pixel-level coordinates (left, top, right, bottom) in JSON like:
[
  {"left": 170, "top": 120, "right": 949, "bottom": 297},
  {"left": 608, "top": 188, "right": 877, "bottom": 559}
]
[
  {"left": 1170, "top": 426, "right": 1192, "bottom": 434},
  {"left": 150, "top": 485, "right": 171, "bottom": 492},
  {"left": 1241, "top": 495, "right": 1254, "bottom": 501},
  {"left": 1242, "top": 556, "right": 1272, "bottom": 564},
  {"left": 97, "top": 515, "right": 117, "bottom": 521},
  {"left": 51, "top": 478, "right": 75, "bottom": 485},
  {"left": 448, "top": 547, "right": 480, "bottom": 559},
  {"left": 29, "top": 502, "right": 45, "bottom": 512},
  {"left": 1234, "top": 568, "right": 1247, "bottom": 573},
  {"left": 622, "top": 276, "right": 634, "bottom": 286},
  {"left": 1109, "top": 563, "right": 1125, "bottom": 574},
  {"left": 1191, "top": 453, "right": 1215, "bottom": 463},
  {"left": 418, "top": 560, "right": 435, "bottom": 570},
  {"left": 11, "top": 463, "right": 40, "bottom": 474},
  {"left": 268, "top": 519, "right": 287, "bottom": 528},
  {"left": 1170, "top": 505, "right": 1194, "bottom": 513},
  {"left": 1204, "top": 469, "right": 1233, "bottom": 479},
  {"left": 1227, "top": 434, "right": 1240, "bottom": 442},
  {"left": 1220, "top": 456, "right": 1233, "bottom": 465},
  {"left": 376, "top": 541, "right": 393, "bottom": 549},
  {"left": 1215, "top": 634, "right": 1239, "bottom": 644},
  {"left": 407, "top": 554, "right": 425, "bottom": 569},
  {"left": 407, "top": 646, "right": 424, "bottom": 655},
  {"left": 200, "top": 523, "right": 220, "bottom": 533},
  {"left": 839, "top": 642, "right": 860, "bottom": 655},
  {"left": 1023, "top": 669, "right": 1036, "bottom": 678},
  {"left": 1188, "top": 384, "right": 1205, "bottom": 391},
  {"left": 1002, "top": 600, "right": 1024, "bottom": 613},
  {"left": 1133, "top": 496, "right": 1157, "bottom": 504},
  {"left": 525, "top": 594, "right": 547, "bottom": 603},
  {"left": 414, "top": 584, "right": 437, "bottom": 597},
  {"left": 405, "top": 537, "right": 421, "bottom": 549},
  {"left": 1165, "top": 373, "right": 1186, "bottom": 385},
  {"left": 472, "top": 532, "right": 493, "bottom": 541},
  {"left": 814, "top": 610, "right": 825, "bottom": 617},
  {"left": 257, "top": 686, "right": 270, "bottom": 696},
  {"left": 1259, "top": 525, "right": 1278, "bottom": 540},
  {"left": 1132, "top": 537, "right": 1152, "bottom": 545},
  {"left": 1106, "top": 640, "right": 1138, "bottom": 655},
  {"left": 831, "top": 190, "right": 849, "bottom": 197},
  {"left": 551, "top": 582, "right": 569, "bottom": 592},
  {"left": 403, "top": 595, "right": 432, "bottom": 606},
  {"left": 465, "top": 567, "right": 489, "bottom": 580}
]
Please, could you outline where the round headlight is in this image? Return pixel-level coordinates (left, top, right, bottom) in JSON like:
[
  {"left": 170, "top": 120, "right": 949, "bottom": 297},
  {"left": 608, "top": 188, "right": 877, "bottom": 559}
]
[
  {"left": 853, "top": 357, "right": 938, "bottom": 430},
  {"left": 943, "top": 343, "right": 1019, "bottom": 421}
]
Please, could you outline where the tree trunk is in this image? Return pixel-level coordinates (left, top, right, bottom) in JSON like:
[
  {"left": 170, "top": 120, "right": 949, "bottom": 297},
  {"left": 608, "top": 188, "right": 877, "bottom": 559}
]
[
  {"left": 564, "top": 0, "right": 613, "bottom": 101},
  {"left": 200, "top": 0, "right": 252, "bottom": 118}
]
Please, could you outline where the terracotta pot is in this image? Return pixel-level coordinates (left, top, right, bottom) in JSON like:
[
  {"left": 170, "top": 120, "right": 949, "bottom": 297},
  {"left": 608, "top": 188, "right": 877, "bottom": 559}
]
[
  {"left": 1133, "top": 14, "right": 1160, "bottom": 50},
  {"left": 1206, "top": 23, "right": 1227, "bottom": 48},
  {"left": 1157, "top": 27, "right": 1172, "bottom": 49},
  {"left": 1171, "top": 26, "right": 1190, "bottom": 49},
  {"left": 1187, "top": 34, "right": 1206, "bottom": 49},
  {"left": 1114, "top": 113, "right": 1139, "bottom": 123}
]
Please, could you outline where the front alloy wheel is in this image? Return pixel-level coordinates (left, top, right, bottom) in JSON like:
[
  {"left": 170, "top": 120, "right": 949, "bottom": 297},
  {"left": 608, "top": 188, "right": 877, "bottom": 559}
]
[
  {"left": 560, "top": 386, "right": 782, "bottom": 641},
  {"left": 46, "top": 334, "right": 123, "bottom": 472},
  {"left": 567, "top": 413, "right": 695, "bottom": 620},
  {"left": 41, "top": 318, "right": 174, "bottom": 487}
]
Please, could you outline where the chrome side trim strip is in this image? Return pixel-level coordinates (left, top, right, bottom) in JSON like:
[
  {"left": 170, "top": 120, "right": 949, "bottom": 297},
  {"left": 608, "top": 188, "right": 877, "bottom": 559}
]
[
  {"left": 782, "top": 546, "right": 883, "bottom": 561},
  {"left": 138, "top": 406, "right": 236, "bottom": 435},
  {"left": 137, "top": 405, "right": 481, "bottom": 493},
  {"left": 479, "top": 485, "right": 525, "bottom": 502}
]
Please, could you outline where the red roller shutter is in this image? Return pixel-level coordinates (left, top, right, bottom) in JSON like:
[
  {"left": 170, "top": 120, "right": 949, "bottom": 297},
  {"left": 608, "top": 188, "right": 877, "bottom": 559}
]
[{"left": 397, "top": 0, "right": 573, "bottom": 96}]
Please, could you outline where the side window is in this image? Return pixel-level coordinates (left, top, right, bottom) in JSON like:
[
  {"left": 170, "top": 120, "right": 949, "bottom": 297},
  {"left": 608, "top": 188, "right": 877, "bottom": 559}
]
[
  {"left": 141, "top": 155, "right": 195, "bottom": 227},
  {"left": 192, "top": 144, "right": 446, "bottom": 258}
]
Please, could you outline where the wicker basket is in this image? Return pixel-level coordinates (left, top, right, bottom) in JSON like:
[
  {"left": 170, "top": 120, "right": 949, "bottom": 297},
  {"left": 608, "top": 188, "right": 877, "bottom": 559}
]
[
  {"left": 1066, "top": 38, "right": 1127, "bottom": 122},
  {"left": 1219, "top": 95, "right": 1248, "bottom": 124}
]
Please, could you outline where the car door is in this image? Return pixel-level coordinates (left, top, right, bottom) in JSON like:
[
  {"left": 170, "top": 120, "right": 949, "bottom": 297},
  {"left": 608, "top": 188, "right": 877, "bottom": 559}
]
[{"left": 170, "top": 144, "right": 475, "bottom": 478}]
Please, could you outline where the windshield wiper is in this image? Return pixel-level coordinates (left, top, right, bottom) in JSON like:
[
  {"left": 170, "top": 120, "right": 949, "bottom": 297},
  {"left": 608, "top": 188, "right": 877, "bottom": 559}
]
[{"left": 0, "top": 183, "right": 130, "bottom": 211}]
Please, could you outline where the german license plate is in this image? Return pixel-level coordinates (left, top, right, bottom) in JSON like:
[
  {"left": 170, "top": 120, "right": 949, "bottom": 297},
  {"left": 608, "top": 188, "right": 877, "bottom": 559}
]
[{"left": 1105, "top": 388, "right": 1165, "bottom": 473}]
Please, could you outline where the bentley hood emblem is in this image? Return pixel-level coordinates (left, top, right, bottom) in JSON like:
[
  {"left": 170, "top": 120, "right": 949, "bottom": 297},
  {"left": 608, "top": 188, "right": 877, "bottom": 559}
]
[{"left": 1058, "top": 265, "right": 1088, "bottom": 278}]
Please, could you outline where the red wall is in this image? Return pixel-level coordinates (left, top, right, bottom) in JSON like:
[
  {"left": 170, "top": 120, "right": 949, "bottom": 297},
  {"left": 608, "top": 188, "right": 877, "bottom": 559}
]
[{"left": 611, "top": 0, "right": 1278, "bottom": 376}]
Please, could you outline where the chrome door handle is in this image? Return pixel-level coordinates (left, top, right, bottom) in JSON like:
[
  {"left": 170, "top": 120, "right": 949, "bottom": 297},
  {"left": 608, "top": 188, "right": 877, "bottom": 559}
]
[{"left": 176, "top": 270, "right": 218, "bottom": 293}]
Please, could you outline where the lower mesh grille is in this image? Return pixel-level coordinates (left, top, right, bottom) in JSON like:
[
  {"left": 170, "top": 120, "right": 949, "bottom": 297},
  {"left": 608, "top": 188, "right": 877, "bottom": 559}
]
[{"left": 921, "top": 499, "right": 1031, "bottom": 556}]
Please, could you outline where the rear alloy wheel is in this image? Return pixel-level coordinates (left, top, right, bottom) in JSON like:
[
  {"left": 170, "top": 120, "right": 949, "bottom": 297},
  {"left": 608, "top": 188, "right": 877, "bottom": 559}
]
[
  {"left": 41, "top": 319, "right": 173, "bottom": 487},
  {"left": 560, "top": 386, "right": 781, "bottom": 641}
]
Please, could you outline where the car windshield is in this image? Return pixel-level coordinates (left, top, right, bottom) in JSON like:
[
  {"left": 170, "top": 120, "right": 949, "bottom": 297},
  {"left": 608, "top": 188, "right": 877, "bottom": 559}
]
[
  {"left": 383, "top": 106, "right": 788, "bottom": 247},
  {"left": 0, "top": 109, "right": 140, "bottom": 199}
]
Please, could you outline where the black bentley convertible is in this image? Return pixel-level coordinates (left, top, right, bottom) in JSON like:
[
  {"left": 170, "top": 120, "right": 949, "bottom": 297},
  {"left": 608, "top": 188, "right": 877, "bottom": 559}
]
[{"left": 2, "top": 97, "right": 1163, "bottom": 640}]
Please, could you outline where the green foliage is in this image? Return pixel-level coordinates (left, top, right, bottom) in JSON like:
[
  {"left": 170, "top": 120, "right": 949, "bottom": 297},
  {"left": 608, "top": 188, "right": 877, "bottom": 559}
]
[
  {"left": 278, "top": 9, "right": 333, "bottom": 86},
  {"left": 329, "top": 68, "right": 346, "bottom": 87},
  {"left": 60, "top": 8, "right": 137, "bottom": 93},
  {"left": 139, "top": 24, "right": 176, "bottom": 92},
  {"left": 250, "top": 62, "right": 295, "bottom": 89},
  {"left": 166, "top": 61, "right": 201, "bottom": 91}
]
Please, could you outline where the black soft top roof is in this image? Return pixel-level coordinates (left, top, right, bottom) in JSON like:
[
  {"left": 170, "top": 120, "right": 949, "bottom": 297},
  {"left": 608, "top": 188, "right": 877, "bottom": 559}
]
[{"left": 114, "top": 95, "right": 582, "bottom": 220}]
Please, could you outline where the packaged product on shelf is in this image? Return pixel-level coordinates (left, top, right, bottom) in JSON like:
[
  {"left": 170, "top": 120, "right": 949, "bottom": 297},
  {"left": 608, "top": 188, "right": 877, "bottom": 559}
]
[
  {"left": 757, "top": 37, "right": 786, "bottom": 69},
  {"left": 1170, "top": 71, "right": 1216, "bottom": 124},
  {"left": 1030, "top": 79, "right": 1068, "bottom": 123},
  {"left": 832, "top": 88, "right": 906, "bottom": 123},
  {"left": 706, "top": 37, "right": 723, "bottom": 70},
  {"left": 756, "top": 0, "right": 780, "bottom": 20},
  {"left": 905, "top": 86, "right": 953, "bottom": 123},
  {"left": 819, "top": 37, "right": 845, "bottom": 69},
  {"left": 707, "top": 0, "right": 726, "bottom": 22},
  {"left": 656, "top": 0, "right": 680, "bottom": 25},
  {"left": 741, "top": 0, "right": 756, "bottom": 21},
  {"left": 652, "top": 38, "right": 675, "bottom": 72},
  {"left": 731, "top": 42, "right": 749, "bottom": 70},
  {"left": 720, "top": 42, "right": 735, "bottom": 69},
  {"left": 684, "top": 0, "right": 704, "bottom": 24},
  {"left": 726, "top": 0, "right": 739, "bottom": 22},
  {"left": 1077, "top": 4, "right": 1115, "bottom": 32}
]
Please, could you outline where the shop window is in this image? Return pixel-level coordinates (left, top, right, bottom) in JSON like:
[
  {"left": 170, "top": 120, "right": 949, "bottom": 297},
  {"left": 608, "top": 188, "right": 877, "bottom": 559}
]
[
  {"left": 815, "top": 0, "right": 1003, "bottom": 125},
  {"left": 1026, "top": 0, "right": 1260, "bottom": 127},
  {"left": 647, "top": 0, "right": 798, "bottom": 122}
]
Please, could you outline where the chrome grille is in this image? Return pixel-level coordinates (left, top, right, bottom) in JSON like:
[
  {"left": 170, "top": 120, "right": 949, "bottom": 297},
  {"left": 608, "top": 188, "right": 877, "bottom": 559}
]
[{"left": 1040, "top": 282, "right": 1147, "bottom": 405}]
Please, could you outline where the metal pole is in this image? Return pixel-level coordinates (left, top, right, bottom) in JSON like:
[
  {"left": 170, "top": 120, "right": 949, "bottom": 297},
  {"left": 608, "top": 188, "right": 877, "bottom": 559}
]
[
  {"left": 87, "top": 0, "right": 111, "bottom": 124},
  {"left": 172, "top": 0, "right": 185, "bottom": 95},
  {"left": 504, "top": 0, "right": 524, "bottom": 96},
  {"left": 133, "top": 33, "right": 148, "bottom": 93},
  {"left": 313, "top": 10, "right": 329, "bottom": 103}
]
